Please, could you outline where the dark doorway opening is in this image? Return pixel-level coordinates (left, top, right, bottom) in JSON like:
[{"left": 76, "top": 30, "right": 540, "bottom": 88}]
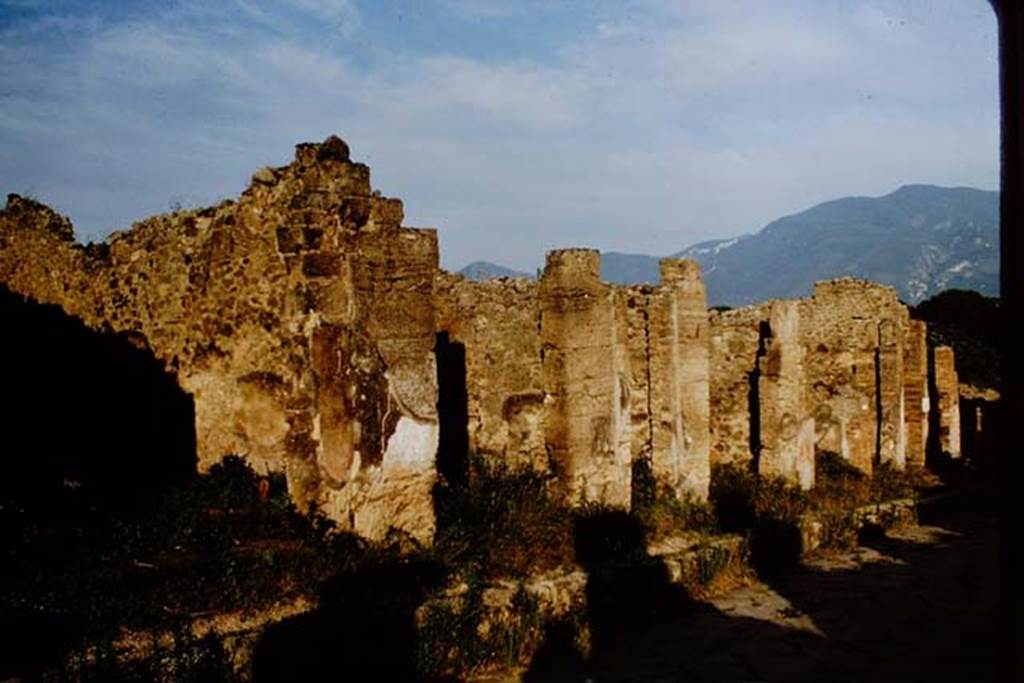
[
  {"left": 747, "top": 320, "right": 770, "bottom": 472},
  {"left": 434, "top": 331, "right": 469, "bottom": 499}
]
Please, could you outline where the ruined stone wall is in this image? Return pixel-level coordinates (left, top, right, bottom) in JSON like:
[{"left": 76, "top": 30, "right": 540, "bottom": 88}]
[
  {"left": 433, "top": 273, "right": 546, "bottom": 471},
  {"left": 903, "top": 320, "right": 930, "bottom": 467},
  {"left": 3, "top": 133, "right": 963, "bottom": 545},
  {"left": 0, "top": 137, "right": 439, "bottom": 543},
  {"left": 623, "top": 285, "right": 656, "bottom": 473},
  {"left": 539, "top": 250, "right": 633, "bottom": 506},
  {"left": 758, "top": 301, "right": 815, "bottom": 489},
  {"left": 709, "top": 304, "right": 769, "bottom": 468},
  {"left": 799, "top": 279, "right": 908, "bottom": 475},
  {"left": 932, "top": 345, "right": 962, "bottom": 458},
  {"left": 438, "top": 256, "right": 712, "bottom": 505},
  {"left": 708, "top": 301, "right": 813, "bottom": 488},
  {"left": 709, "top": 278, "right": 929, "bottom": 481},
  {"left": 646, "top": 260, "right": 712, "bottom": 500}
]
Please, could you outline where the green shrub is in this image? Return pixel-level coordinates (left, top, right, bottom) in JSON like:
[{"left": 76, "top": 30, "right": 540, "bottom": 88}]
[
  {"left": 710, "top": 463, "right": 809, "bottom": 531},
  {"left": 632, "top": 457, "right": 718, "bottom": 540},
  {"left": 433, "top": 454, "right": 574, "bottom": 579},
  {"left": 416, "top": 582, "right": 545, "bottom": 678}
]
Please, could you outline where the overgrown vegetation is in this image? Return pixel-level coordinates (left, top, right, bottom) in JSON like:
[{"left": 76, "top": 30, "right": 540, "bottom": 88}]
[
  {"left": 433, "top": 454, "right": 575, "bottom": 579},
  {"left": 416, "top": 583, "right": 548, "bottom": 678},
  {"left": 631, "top": 457, "right": 718, "bottom": 540},
  {"left": 1, "top": 455, "right": 387, "bottom": 679},
  {"left": 4, "top": 448, "right": 944, "bottom": 679},
  {"left": 711, "top": 452, "right": 935, "bottom": 567}
]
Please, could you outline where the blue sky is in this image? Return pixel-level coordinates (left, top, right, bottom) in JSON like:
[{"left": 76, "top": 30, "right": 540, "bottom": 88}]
[{"left": 0, "top": 0, "right": 999, "bottom": 271}]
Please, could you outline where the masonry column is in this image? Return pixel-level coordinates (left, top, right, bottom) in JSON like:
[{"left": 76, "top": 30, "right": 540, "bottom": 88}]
[
  {"left": 647, "top": 259, "right": 710, "bottom": 501},
  {"left": 903, "top": 320, "right": 929, "bottom": 467},
  {"left": 758, "top": 301, "right": 815, "bottom": 489},
  {"left": 933, "top": 345, "right": 962, "bottom": 459},
  {"left": 540, "top": 249, "right": 632, "bottom": 507},
  {"left": 877, "top": 319, "right": 907, "bottom": 470}
]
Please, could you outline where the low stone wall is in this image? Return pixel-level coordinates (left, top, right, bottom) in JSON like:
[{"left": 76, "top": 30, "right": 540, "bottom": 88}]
[{"left": 56, "top": 533, "right": 749, "bottom": 681}]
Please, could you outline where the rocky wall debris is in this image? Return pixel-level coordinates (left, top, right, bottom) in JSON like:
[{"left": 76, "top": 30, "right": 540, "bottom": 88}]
[{"left": 0, "top": 136, "right": 439, "bottom": 543}]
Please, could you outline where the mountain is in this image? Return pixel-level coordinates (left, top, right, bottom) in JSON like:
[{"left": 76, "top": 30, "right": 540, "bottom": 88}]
[
  {"left": 599, "top": 252, "right": 661, "bottom": 285},
  {"left": 458, "top": 261, "right": 533, "bottom": 280},
  {"left": 458, "top": 185, "right": 999, "bottom": 306},
  {"left": 674, "top": 185, "right": 998, "bottom": 307}
]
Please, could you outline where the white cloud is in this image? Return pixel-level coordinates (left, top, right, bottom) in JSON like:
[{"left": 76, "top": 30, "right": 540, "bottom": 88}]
[
  {"left": 0, "top": 0, "right": 1000, "bottom": 271},
  {"left": 290, "top": 0, "right": 364, "bottom": 35}
]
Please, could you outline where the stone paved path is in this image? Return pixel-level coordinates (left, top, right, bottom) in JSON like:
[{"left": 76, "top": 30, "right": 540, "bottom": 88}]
[{"left": 515, "top": 491, "right": 999, "bottom": 682}]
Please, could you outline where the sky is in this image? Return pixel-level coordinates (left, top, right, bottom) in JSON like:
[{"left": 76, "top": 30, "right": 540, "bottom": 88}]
[{"left": 0, "top": 0, "right": 999, "bottom": 272}]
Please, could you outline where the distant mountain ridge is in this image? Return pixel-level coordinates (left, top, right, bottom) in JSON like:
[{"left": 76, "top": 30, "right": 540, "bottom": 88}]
[
  {"left": 458, "top": 184, "right": 998, "bottom": 307},
  {"left": 458, "top": 261, "right": 532, "bottom": 280}
]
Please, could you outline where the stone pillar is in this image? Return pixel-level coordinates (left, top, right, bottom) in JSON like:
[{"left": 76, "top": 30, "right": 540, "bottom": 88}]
[
  {"left": 758, "top": 301, "right": 815, "bottom": 490},
  {"left": 623, "top": 286, "right": 655, "bottom": 472},
  {"left": 903, "top": 320, "right": 929, "bottom": 467},
  {"left": 321, "top": 225, "right": 441, "bottom": 544},
  {"left": 877, "top": 319, "right": 906, "bottom": 470},
  {"left": 933, "top": 345, "right": 962, "bottom": 459},
  {"left": 646, "top": 259, "right": 710, "bottom": 502},
  {"left": 540, "top": 249, "right": 632, "bottom": 507}
]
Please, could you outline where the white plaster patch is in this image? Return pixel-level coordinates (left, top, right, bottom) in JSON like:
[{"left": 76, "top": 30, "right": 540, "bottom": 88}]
[{"left": 383, "top": 416, "right": 438, "bottom": 471}]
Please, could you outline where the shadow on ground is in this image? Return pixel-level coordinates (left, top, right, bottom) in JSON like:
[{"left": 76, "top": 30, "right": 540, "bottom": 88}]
[
  {"left": 251, "top": 554, "right": 449, "bottom": 682},
  {"left": 525, "top": 484, "right": 998, "bottom": 682},
  {"left": 0, "top": 285, "right": 197, "bottom": 677}
]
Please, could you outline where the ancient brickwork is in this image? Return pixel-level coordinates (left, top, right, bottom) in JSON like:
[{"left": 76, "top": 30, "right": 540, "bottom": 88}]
[
  {"left": 903, "top": 320, "right": 930, "bottom": 467},
  {"left": 2, "top": 133, "right": 968, "bottom": 544},
  {"left": 437, "top": 256, "right": 712, "bottom": 505},
  {"left": 0, "top": 137, "right": 439, "bottom": 543},
  {"left": 932, "top": 345, "right": 962, "bottom": 458},
  {"left": 708, "top": 301, "right": 813, "bottom": 488},
  {"left": 433, "top": 273, "right": 546, "bottom": 471},
  {"left": 623, "top": 285, "right": 656, "bottom": 471},
  {"left": 709, "top": 304, "right": 769, "bottom": 468},
  {"left": 799, "top": 279, "right": 907, "bottom": 475},
  {"left": 539, "top": 250, "right": 633, "bottom": 506},
  {"left": 758, "top": 301, "right": 815, "bottom": 489},
  {"left": 647, "top": 260, "right": 712, "bottom": 500}
]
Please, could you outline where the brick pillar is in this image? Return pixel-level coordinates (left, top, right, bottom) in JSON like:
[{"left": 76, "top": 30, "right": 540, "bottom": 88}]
[
  {"left": 646, "top": 259, "right": 710, "bottom": 501},
  {"left": 758, "top": 300, "right": 815, "bottom": 489},
  {"left": 540, "top": 249, "right": 632, "bottom": 507},
  {"left": 933, "top": 345, "right": 962, "bottom": 458},
  {"left": 903, "top": 320, "right": 929, "bottom": 467},
  {"left": 878, "top": 319, "right": 906, "bottom": 469}
]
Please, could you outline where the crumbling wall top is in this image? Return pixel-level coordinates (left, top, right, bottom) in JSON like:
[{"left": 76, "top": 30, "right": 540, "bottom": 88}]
[
  {"left": 811, "top": 277, "right": 901, "bottom": 302},
  {"left": 3, "top": 194, "right": 75, "bottom": 242},
  {"left": 659, "top": 258, "right": 701, "bottom": 285},
  {"left": 540, "top": 248, "right": 602, "bottom": 292}
]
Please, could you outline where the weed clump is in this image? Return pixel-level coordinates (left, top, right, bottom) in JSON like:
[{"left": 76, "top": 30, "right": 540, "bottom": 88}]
[
  {"left": 433, "top": 454, "right": 574, "bottom": 579},
  {"left": 631, "top": 457, "right": 718, "bottom": 540}
]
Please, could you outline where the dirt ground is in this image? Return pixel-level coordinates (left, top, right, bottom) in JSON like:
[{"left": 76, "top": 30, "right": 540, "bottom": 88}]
[{"left": 513, "top": 489, "right": 1000, "bottom": 682}]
